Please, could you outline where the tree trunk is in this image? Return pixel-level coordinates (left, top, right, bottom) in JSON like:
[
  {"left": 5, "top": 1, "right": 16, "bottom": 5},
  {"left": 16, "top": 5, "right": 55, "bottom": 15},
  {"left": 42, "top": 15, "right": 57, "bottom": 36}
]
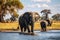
[
  {"left": 0, "top": 16, "right": 1, "bottom": 22},
  {"left": 0, "top": 15, "right": 4, "bottom": 22},
  {"left": 46, "top": 13, "right": 48, "bottom": 20}
]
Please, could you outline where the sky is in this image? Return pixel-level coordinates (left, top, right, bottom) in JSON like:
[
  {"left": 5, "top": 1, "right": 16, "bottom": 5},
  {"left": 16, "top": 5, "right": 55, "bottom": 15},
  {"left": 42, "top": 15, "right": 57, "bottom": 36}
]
[
  {"left": 4, "top": 0, "right": 60, "bottom": 20},
  {"left": 18, "top": 0, "right": 60, "bottom": 18}
]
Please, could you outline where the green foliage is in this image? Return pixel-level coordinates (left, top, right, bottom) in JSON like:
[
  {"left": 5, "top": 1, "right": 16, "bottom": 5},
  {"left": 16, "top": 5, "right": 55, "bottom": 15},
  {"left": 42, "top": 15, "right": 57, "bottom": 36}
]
[
  {"left": 13, "top": 11, "right": 19, "bottom": 18},
  {"left": 41, "top": 9, "right": 51, "bottom": 20},
  {"left": 0, "top": 0, "right": 24, "bottom": 22},
  {"left": 52, "top": 14, "right": 60, "bottom": 20}
]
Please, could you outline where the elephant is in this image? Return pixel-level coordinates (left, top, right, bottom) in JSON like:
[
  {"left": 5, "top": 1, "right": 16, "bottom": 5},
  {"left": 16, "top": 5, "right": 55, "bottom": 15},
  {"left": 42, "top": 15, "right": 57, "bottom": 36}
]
[
  {"left": 40, "top": 20, "right": 46, "bottom": 31},
  {"left": 19, "top": 12, "right": 34, "bottom": 33},
  {"left": 19, "top": 12, "right": 40, "bottom": 33}
]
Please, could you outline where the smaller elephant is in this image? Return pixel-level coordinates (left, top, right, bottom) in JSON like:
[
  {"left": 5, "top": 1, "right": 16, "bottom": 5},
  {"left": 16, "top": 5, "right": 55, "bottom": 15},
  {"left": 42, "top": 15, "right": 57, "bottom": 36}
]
[{"left": 40, "top": 20, "right": 46, "bottom": 31}]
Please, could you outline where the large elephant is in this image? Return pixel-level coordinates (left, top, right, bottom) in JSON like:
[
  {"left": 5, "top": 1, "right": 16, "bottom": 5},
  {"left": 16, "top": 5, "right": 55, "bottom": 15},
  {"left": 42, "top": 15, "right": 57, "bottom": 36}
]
[
  {"left": 19, "top": 12, "right": 40, "bottom": 33},
  {"left": 19, "top": 12, "right": 34, "bottom": 33}
]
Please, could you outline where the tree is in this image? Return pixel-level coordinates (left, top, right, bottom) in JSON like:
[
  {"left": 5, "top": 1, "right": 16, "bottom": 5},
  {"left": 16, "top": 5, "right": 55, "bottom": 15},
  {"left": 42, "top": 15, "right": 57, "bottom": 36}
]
[
  {"left": 10, "top": 15, "right": 16, "bottom": 22},
  {"left": 52, "top": 13, "right": 60, "bottom": 21},
  {"left": 41, "top": 9, "right": 52, "bottom": 26},
  {"left": 0, "top": 0, "right": 24, "bottom": 22},
  {"left": 41, "top": 9, "right": 51, "bottom": 20}
]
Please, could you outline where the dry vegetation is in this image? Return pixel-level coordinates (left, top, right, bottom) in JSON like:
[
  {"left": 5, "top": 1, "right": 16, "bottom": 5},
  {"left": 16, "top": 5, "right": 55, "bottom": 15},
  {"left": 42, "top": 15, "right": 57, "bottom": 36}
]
[{"left": 0, "top": 21, "right": 60, "bottom": 31}]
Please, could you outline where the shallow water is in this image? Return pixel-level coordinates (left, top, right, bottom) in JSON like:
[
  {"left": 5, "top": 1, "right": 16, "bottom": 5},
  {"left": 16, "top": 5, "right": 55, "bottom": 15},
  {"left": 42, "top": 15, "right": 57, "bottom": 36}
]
[{"left": 0, "top": 30, "right": 60, "bottom": 40}]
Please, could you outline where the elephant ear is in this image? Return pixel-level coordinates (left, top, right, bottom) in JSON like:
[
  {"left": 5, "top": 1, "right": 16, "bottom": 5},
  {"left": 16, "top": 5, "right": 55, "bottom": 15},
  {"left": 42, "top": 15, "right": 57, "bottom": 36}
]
[{"left": 32, "top": 12, "right": 40, "bottom": 22}]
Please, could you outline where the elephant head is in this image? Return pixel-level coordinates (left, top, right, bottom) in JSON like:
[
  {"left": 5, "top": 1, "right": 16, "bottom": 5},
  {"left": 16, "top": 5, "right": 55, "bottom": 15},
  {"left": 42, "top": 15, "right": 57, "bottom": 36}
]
[{"left": 30, "top": 12, "right": 40, "bottom": 22}]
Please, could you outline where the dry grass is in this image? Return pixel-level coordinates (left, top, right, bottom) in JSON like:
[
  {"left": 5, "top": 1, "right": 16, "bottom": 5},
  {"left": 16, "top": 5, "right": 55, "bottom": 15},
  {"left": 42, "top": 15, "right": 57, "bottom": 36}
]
[
  {"left": 0, "top": 22, "right": 18, "bottom": 30},
  {"left": 0, "top": 21, "right": 60, "bottom": 31},
  {"left": 34, "top": 21, "right": 60, "bottom": 30}
]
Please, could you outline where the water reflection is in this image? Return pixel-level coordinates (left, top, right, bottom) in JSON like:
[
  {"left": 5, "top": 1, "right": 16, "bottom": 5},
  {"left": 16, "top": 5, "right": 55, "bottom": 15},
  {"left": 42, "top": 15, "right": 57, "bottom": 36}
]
[{"left": 0, "top": 30, "right": 60, "bottom": 40}]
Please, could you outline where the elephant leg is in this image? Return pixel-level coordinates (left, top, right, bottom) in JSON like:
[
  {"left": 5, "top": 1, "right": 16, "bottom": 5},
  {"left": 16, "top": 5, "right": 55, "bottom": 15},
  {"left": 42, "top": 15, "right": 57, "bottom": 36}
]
[
  {"left": 27, "top": 26, "right": 30, "bottom": 33},
  {"left": 31, "top": 23, "right": 34, "bottom": 33},
  {"left": 42, "top": 27, "right": 46, "bottom": 32},
  {"left": 41, "top": 27, "right": 43, "bottom": 32},
  {"left": 44, "top": 27, "right": 46, "bottom": 31},
  {"left": 20, "top": 27, "right": 23, "bottom": 32},
  {"left": 24, "top": 27, "right": 26, "bottom": 32},
  {"left": 31, "top": 26, "right": 33, "bottom": 33},
  {"left": 19, "top": 23, "right": 23, "bottom": 32},
  {"left": 24, "top": 20, "right": 30, "bottom": 33}
]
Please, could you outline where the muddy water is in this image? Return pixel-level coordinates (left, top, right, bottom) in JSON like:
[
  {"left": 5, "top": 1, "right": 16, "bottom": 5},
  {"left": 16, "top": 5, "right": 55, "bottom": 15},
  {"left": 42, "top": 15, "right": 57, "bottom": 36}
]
[{"left": 0, "top": 30, "right": 60, "bottom": 40}]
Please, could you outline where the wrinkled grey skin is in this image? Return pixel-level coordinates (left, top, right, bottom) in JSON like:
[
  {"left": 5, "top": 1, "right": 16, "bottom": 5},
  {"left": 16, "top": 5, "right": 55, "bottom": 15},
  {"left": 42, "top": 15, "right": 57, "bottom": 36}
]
[
  {"left": 19, "top": 12, "right": 34, "bottom": 33},
  {"left": 19, "top": 12, "right": 40, "bottom": 33}
]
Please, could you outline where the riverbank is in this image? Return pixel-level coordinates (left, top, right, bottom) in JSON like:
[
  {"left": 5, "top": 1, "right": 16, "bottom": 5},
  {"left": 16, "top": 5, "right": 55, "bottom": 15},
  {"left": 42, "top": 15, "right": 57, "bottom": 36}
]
[{"left": 0, "top": 21, "right": 60, "bottom": 32}]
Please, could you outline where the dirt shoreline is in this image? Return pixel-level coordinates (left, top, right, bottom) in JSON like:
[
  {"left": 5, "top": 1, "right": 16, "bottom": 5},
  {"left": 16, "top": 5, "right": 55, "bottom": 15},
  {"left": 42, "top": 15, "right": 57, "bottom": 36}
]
[{"left": 0, "top": 29, "right": 60, "bottom": 32}]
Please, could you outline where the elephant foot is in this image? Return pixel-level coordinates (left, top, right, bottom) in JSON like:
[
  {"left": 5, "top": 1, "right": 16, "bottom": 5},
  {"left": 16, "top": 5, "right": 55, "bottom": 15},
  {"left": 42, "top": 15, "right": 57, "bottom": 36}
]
[
  {"left": 31, "top": 32, "right": 34, "bottom": 35},
  {"left": 24, "top": 28, "right": 26, "bottom": 32},
  {"left": 28, "top": 31, "right": 30, "bottom": 33},
  {"left": 20, "top": 31, "right": 23, "bottom": 33},
  {"left": 31, "top": 31, "right": 34, "bottom": 33}
]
